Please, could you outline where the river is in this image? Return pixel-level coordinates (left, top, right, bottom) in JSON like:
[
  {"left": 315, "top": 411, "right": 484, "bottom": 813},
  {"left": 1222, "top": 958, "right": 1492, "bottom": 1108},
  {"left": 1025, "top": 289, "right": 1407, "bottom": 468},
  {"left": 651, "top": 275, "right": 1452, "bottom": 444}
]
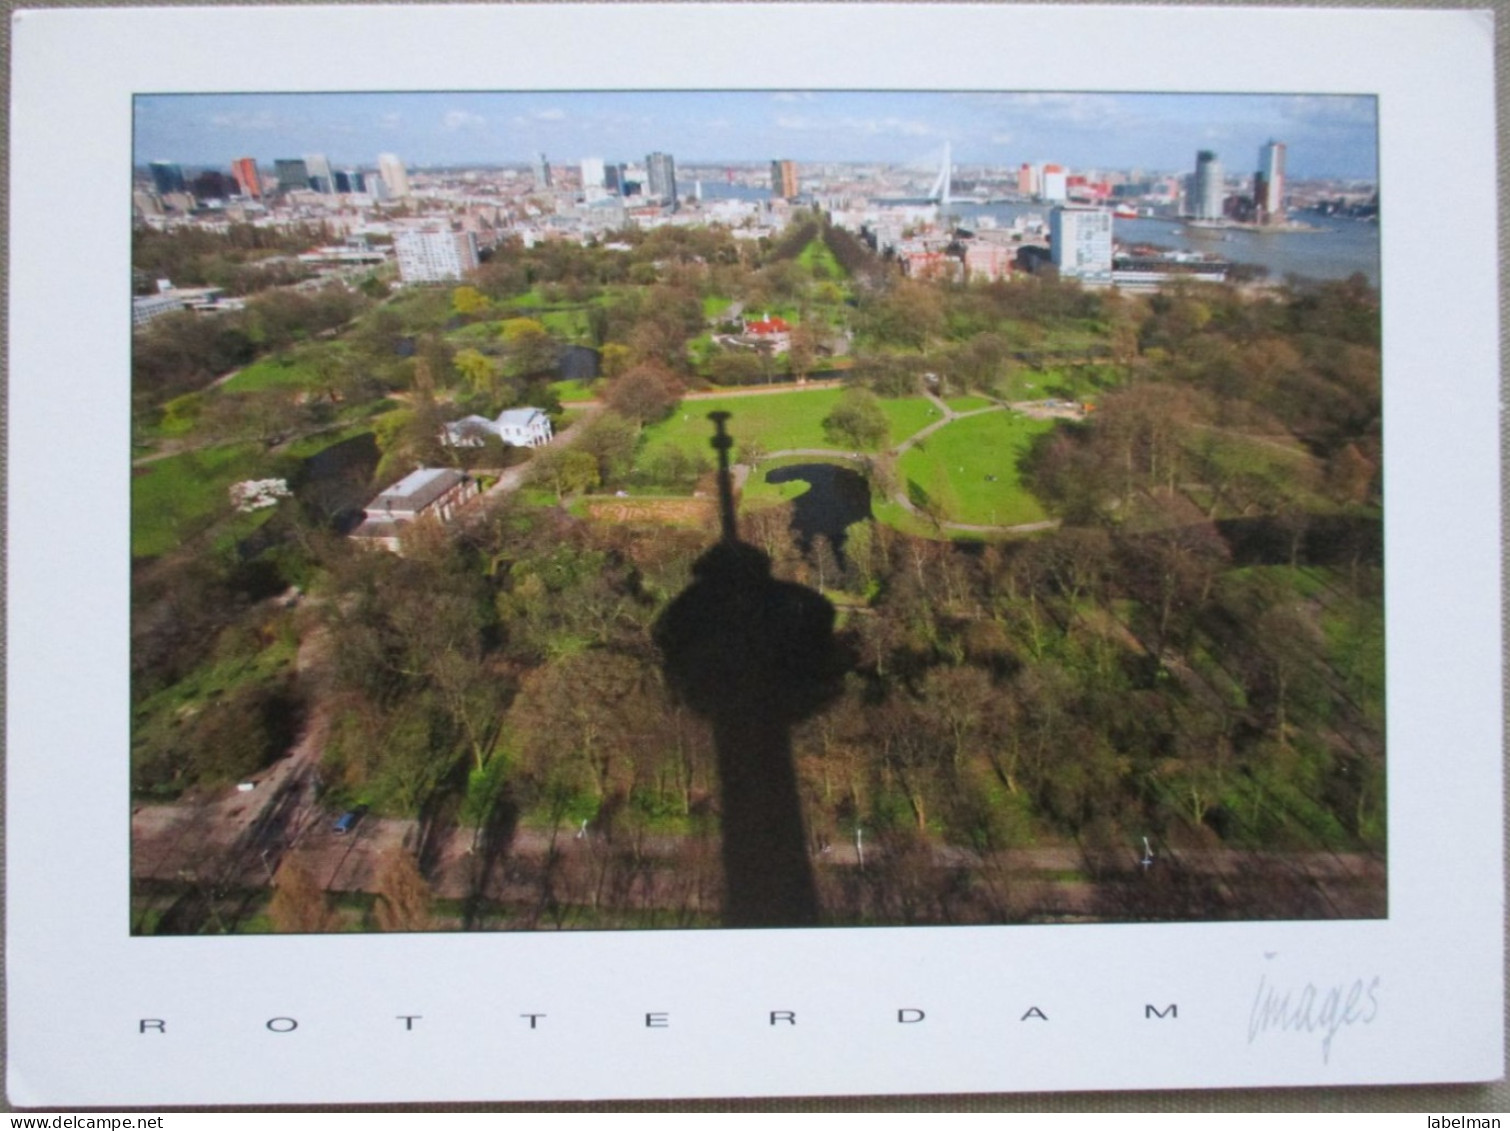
[{"left": 954, "top": 201, "right": 1379, "bottom": 286}]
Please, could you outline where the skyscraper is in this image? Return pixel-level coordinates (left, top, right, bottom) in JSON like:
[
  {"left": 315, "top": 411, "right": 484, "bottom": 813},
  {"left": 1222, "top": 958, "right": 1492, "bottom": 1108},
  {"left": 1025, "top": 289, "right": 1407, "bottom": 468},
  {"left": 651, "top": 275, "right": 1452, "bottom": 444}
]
[
  {"left": 1049, "top": 206, "right": 1113, "bottom": 286},
  {"left": 580, "top": 157, "right": 606, "bottom": 191},
  {"left": 1254, "top": 140, "right": 1286, "bottom": 225},
  {"left": 378, "top": 153, "right": 411, "bottom": 199},
  {"left": 148, "top": 161, "right": 185, "bottom": 196},
  {"left": 303, "top": 153, "right": 335, "bottom": 194},
  {"left": 533, "top": 153, "right": 553, "bottom": 189},
  {"left": 230, "top": 157, "right": 261, "bottom": 199},
  {"left": 274, "top": 158, "right": 309, "bottom": 193},
  {"left": 646, "top": 151, "right": 677, "bottom": 204},
  {"left": 771, "top": 159, "right": 798, "bottom": 200},
  {"left": 1193, "top": 150, "right": 1225, "bottom": 220}
]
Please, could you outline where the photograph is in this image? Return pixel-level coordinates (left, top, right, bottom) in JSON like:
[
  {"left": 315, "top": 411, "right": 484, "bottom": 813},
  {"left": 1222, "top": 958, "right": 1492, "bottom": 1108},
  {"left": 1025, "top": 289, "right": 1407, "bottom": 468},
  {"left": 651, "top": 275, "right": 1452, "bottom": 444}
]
[
  {"left": 128, "top": 89, "right": 1386, "bottom": 935},
  {"left": 10, "top": 4, "right": 1500, "bottom": 1107}
]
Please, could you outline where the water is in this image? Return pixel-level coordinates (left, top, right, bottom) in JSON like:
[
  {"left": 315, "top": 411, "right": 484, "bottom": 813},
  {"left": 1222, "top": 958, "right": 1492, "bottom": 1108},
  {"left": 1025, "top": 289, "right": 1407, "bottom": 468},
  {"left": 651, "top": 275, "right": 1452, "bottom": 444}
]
[
  {"left": 953, "top": 201, "right": 1379, "bottom": 286},
  {"left": 763, "top": 463, "right": 873, "bottom": 558}
]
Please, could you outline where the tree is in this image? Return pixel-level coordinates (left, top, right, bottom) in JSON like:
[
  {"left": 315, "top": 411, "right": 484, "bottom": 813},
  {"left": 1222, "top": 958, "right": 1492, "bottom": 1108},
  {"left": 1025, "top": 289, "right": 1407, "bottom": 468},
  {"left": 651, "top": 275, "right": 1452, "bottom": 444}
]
[
  {"left": 575, "top": 411, "right": 639, "bottom": 486},
  {"left": 500, "top": 317, "right": 558, "bottom": 377},
  {"left": 374, "top": 847, "right": 433, "bottom": 931},
  {"left": 535, "top": 447, "right": 601, "bottom": 500},
  {"left": 454, "top": 348, "right": 500, "bottom": 401},
  {"left": 268, "top": 854, "right": 333, "bottom": 933},
  {"left": 823, "top": 387, "right": 889, "bottom": 450},
  {"left": 606, "top": 363, "right": 680, "bottom": 427},
  {"left": 451, "top": 285, "right": 490, "bottom": 316}
]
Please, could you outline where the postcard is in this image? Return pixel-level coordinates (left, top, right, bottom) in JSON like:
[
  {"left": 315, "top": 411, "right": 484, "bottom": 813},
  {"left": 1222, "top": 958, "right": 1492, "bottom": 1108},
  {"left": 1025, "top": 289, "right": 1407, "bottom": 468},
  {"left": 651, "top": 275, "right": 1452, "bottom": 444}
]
[{"left": 7, "top": 3, "right": 1502, "bottom": 1107}]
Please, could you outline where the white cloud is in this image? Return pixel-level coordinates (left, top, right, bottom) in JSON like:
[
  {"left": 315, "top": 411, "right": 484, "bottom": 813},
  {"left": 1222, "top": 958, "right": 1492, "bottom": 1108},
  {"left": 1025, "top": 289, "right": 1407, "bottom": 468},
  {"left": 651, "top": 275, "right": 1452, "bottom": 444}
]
[
  {"left": 533, "top": 107, "right": 566, "bottom": 121},
  {"left": 442, "top": 109, "right": 486, "bottom": 131},
  {"left": 208, "top": 110, "right": 280, "bottom": 131}
]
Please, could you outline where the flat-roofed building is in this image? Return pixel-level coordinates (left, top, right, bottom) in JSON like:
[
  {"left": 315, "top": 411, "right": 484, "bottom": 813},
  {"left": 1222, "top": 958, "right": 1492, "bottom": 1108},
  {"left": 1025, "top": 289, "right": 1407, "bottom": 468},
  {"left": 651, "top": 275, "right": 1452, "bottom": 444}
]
[
  {"left": 350, "top": 467, "right": 479, "bottom": 552},
  {"left": 1050, "top": 205, "right": 1113, "bottom": 286},
  {"left": 394, "top": 226, "right": 480, "bottom": 283}
]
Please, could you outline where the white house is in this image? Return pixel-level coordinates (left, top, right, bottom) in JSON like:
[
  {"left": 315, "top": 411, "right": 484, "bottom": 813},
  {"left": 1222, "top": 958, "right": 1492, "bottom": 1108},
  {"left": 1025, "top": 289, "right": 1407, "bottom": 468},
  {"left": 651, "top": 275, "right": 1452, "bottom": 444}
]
[
  {"left": 440, "top": 407, "right": 553, "bottom": 449},
  {"left": 496, "top": 408, "right": 553, "bottom": 448}
]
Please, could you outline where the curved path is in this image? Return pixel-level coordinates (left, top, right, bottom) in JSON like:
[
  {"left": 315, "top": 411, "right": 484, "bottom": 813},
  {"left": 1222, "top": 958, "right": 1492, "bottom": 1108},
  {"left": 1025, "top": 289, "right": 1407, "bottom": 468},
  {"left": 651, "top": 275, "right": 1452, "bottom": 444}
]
[{"left": 755, "top": 390, "right": 1060, "bottom": 537}]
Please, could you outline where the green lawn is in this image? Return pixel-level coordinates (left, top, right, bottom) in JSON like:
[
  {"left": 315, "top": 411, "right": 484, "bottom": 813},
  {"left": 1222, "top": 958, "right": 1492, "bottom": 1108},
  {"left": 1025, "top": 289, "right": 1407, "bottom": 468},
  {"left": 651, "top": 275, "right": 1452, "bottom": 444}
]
[
  {"left": 796, "top": 238, "right": 847, "bottom": 280},
  {"left": 702, "top": 294, "right": 734, "bottom": 319},
  {"left": 641, "top": 390, "right": 946, "bottom": 467},
  {"left": 945, "top": 395, "right": 995, "bottom": 413},
  {"left": 897, "top": 411, "right": 1055, "bottom": 527},
  {"left": 550, "top": 379, "right": 599, "bottom": 402},
  {"left": 132, "top": 444, "right": 265, "bottom": 558},
  {"left": 222, "top": 354, "right": 321, "bottom": 394},
  {"left": 643, "top": 389, "right": 847, "bottom": 463},
  {"left": 879, "top": 397, "right": 942, "bottom": 445}
]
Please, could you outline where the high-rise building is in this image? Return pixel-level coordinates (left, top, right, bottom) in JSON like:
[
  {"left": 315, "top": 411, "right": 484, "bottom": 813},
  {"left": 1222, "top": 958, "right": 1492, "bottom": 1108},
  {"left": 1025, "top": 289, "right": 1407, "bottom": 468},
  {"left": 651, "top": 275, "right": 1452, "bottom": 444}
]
[
  {"left": 1017, "top": 163, "right": 1040, "bottom": 198},
  {"left": 378, "top": 153, "right": 411, "bottom": 199},
  {"left": 580, "top": 157, "right": 606, "bottom": 191},
  {"left": 1042, "top": 164, "right": 1068, "bottom": 203},
  {"left": 1254, "top": 140, "right": 1286, "bottom": 225},
  {"left": 771, "top": 159, "right": 799, "bottom": 200},
  {"left": 334, "top": 169, "right": 366, "bottom": 194},
  {"left": 646, "top": 151, "right": 677, "bottom": 203},
  {"left": 148, "top": 161, "right": 185, "bottom": 196},
  {"left": 1050, "top": 206, "right": 1113, "bottom": 286},
  {"left": 274, "top": 159, "right": 310, "bottom": 193},
  {"left": 230, "top": 157, "right": 261, "bottom": 199},
  {"left": 533, "top": 153, "right": 553, "bottom": 189},
  {"left": 303, "top": 153, "right": 335, "bottom": 194},
  {"left": 394, "top": 226, "right": 480, "bottom": 283},
  {"left": 605, "top": 162, "right": 628, "bottom": 195},
  {"left": 1193, "top": 150, "right": 1225, "bottom": 220}
]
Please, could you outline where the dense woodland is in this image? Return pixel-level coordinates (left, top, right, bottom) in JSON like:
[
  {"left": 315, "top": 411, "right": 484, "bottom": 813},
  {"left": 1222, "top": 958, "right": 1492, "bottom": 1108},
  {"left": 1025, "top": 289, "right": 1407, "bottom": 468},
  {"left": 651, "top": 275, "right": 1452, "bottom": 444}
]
[{"left": 131, "top": 214, "right": 1384, "bottom": 929}]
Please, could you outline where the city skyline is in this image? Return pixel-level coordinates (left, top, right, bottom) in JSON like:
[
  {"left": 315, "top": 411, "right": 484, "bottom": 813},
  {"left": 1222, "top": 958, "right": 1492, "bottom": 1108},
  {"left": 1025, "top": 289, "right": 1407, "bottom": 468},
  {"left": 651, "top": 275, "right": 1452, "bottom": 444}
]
[{"left": 135, "top": 91, "right": 1378, "bottom": 180}]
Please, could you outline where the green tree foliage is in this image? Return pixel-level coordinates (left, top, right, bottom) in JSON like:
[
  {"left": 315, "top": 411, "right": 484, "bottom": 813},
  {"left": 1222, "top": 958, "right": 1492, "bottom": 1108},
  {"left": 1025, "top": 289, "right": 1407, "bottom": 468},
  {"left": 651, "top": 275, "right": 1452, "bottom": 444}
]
[{"left": 822, "top": 386, "right": 889, "bottom": 450}]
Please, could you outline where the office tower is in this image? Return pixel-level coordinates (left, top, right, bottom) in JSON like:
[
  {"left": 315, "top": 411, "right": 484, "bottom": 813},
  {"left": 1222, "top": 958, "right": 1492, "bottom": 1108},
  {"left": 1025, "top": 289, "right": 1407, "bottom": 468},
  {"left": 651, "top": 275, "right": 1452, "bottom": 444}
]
[
  {"left": 303, "top": 153, "right": 335, "bottom": 194},
  {"left": 148, "top": 161, "right": 185, "bottom": 196},
  {"left": 274, "top": 158, "right": 310, "bottom": 192},
  {"left": 1049, "top": 205, "right": 1113, "bottom": 285},
  {"left": 394, "top": 226, "right": 481, "bottom": 283},
  {"left": 533, "top": 153, "right": 552, "bottom": 189},
  {"left": 580, "top": 157, "right": 606, "bottom": 191},
  {"left": 605, "top": 162, "right": 628, "bottom": 195},
  {"left": 334, "top": 169, "right": 366, "bottom": 194},
  {"left": 230, "top": 157, "right": 261, "bottom": 199},
  {"left": 378, "top": 153, "right": 411, "bottom": 198},
  {"left": 1254, "top": 139, "right": 1286, "bottom": 224},
  {"left": 646, "top": 151, "right": 677, "bottom": 203},
  {"left": 1017, "top": 163, "right": 1040, "bottom": 197},
  {"left": 1193, "top": 150, "right": 1225, "bottom": 220},
  {"left": 1042, "top": 164, "right": 1068, "bottom": 203},
  {"left": 771, "top": 159, "right": 799, "bottom": 200}
]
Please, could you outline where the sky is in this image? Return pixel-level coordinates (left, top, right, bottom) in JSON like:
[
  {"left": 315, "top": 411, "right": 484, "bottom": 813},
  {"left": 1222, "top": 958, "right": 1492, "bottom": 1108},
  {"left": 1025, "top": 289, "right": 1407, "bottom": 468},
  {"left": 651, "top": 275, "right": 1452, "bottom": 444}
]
[{"left": 135, "top": 91, "right": 1378, "bottom": 181}]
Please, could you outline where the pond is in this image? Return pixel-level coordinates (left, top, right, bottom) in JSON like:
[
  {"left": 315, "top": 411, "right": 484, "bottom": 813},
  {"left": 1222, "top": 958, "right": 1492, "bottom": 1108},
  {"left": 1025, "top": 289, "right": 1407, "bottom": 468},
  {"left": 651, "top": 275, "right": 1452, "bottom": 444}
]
[{"left": 763, "top": 462, "right": 873, "bottom": 560}]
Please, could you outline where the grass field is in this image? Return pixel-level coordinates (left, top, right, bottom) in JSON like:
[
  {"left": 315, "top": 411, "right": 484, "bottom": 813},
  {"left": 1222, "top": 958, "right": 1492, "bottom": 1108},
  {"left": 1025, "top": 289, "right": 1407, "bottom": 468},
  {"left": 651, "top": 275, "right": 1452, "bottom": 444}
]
[
  {"left": 643, "top": 389, "right": 847, "bottom": 462},
  {"left": 642, "top": 390, "right": 949, "bottom": 467},
  {"left": 897, "top": 411, "right": 1055, "bottom": 527},
  {"left": 945, "top": 395, "right": 995, "bottom": 413},
  {"left": 132, "top": 444, "right": 263, "bottom": 558},
  {"left": 222, "top": 354, "right": 322, "bottom": 394}
]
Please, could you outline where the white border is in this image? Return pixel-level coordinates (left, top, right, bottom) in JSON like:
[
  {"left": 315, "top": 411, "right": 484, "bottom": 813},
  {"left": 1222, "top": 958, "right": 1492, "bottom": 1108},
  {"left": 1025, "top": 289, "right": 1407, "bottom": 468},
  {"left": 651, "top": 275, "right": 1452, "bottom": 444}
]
[{"left": 7, "top": 4, "right": 1502, "bottom": 1105}]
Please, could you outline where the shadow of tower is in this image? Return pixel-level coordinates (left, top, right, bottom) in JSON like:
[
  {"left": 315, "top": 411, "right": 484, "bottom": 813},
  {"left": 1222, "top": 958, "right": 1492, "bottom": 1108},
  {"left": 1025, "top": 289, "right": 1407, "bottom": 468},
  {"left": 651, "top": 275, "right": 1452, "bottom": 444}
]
[{"left": 653, "top": 412, "right": 847, "bottom": 927}]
